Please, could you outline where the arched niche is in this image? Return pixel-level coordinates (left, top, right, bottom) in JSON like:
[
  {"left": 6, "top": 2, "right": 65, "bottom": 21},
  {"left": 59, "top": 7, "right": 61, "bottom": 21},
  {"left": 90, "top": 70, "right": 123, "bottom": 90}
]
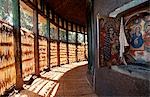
[{"left": 124, "top": 11, "right": 150, "bottom": 64}]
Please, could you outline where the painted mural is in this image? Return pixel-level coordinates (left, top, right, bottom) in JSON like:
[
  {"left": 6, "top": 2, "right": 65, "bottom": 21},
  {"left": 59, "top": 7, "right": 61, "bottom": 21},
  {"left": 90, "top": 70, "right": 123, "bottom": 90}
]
[
  {"left": 125, "top": 12, "right": 150, "bottom": 64},
  {"left": 99, "top": 17, "right": 120, "bottom": 67}
]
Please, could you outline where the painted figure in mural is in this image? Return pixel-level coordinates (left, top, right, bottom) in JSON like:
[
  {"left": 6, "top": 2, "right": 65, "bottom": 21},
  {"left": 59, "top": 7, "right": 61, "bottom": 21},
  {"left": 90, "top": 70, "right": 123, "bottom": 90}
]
[
  {"left": 99, "top": 18, "right": 106, "bottom": 66},
  {"left": 130, "top": 25, "right": 144, "bottom": 48},
  {"left": 143, "top": 15, "right": 150, "bottom": 62},
  {"left": 144, "top": 16, "right": 150, "bottom": 52},
  {"left": 110, "top": 28, "right": 119, "bottom": 64},
  {"left": 104, "top": 27, "right": 119, "bottom": 66},
  {"left": 103, "top": 27, "right": 111, "bottom": 62}
]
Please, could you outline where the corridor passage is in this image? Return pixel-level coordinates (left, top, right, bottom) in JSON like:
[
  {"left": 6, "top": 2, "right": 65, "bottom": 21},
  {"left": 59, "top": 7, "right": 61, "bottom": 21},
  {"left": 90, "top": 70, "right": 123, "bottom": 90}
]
[{"left": 12, "top": 61, "right": 98, "bottom": 97}]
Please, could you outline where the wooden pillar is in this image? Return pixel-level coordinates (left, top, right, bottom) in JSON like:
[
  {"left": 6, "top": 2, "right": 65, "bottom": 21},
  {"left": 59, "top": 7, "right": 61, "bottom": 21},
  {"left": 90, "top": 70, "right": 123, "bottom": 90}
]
[
  {"left": 46, "top": 1, "right": 50, "bottom": 70},
  {"left": 33, "top": 0, "right": 40, "bottom": 76},
  {"left": 12, "top": 0, "right": 23, "bottom": 90},
  {"left": 57, "top": 17, "right": 60, "bottom": 66},
  {"left": 75, "top": 25, "right": 78, "bottom": 62},
  {"left": 84, "top": 27, "right": 86, "bottom": 60},
  {"left": 40, "top": 0, "right": 44, "bottom": 11},
  {"left": 66, "top": 21, "right": 69, "bottom": 64}
]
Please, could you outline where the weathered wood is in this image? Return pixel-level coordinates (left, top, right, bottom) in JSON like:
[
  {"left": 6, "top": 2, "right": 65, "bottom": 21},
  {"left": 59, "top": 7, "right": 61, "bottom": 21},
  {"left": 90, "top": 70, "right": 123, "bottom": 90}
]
[
  {"left": 66, "top": 21, "right": 69, "bottom": 64},
  {"left": 57, "top": 17, "right": 60, "bottom": 66},
  {"left": 33, "top": 0, "right": 40, "bottom": 76},
  {"left": 47, "top": 0, "right": 87, "bottom": 25},
  {"left": 52, "top": 11, "right": 54, "bottom": 21},
  {"left": 71, "top": 23, "right": 73, "bottom": 31},
  {"left": 75, "top": 25, "right": 78, "bottom": 62},
  {"left": 46, "top": 1, "right": 50, "bottom": 70},
  {"left": 84, "top": 27, "right": 86, "bottom": 60},
  {"left": 21, "top": 0, "right": 86, "bottom": 30},
  {"left": 40, "top": 0, "right": 44, "bottom": 12},
  {"left": 12, "top": 0, "right": 23, "bottom": 90}
]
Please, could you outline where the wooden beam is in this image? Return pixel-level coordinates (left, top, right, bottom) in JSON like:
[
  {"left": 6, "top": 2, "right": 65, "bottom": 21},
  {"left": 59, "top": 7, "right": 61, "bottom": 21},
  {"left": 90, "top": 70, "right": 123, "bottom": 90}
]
[
  {"left": 66, "top": 21, "right": 69, "bottom": 64},
  {"left": 33, "top": 0, "right": 40, "bottom": 76},
  {"left": 12, "top": 0, "right": 23, "bottom": 90},
  {"left": 40, "top": 0, "right": 44, "bottom": 12},
  {"left": 75, "top": 25, "right": 78, "bottom": 62},
  {"left": 46, "top": 1, "right": 50, "bottom": 70},
  {"left": 84, "top": 27, "right": 86, "bottom": 60},
  {"left": 71, "top": 23, "right": 73, "bottom": 32},
  {"left": 57, "top": 17, "right": 60, "bottom": 66}
]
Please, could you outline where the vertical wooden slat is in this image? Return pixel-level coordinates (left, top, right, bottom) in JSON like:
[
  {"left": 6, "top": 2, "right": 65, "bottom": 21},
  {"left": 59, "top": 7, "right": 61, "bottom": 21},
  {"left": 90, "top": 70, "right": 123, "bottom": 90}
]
[
  {"left": 57, "top": 17, "right": 60, "bottom": 66},
  {"left": 84, "top": 27, "right": 86, "bottom": 60},
  {"left": 12, "top": 0, "right": 23, "bottom": 90},
  {"left": 75, "top": 24, "right": 78, "bottom": 62},
  {"left": 66, "top": 21, "right": 69, "bottom": 64},
  {"left": 46, "top": 0, "right": 50, "bottom": 70},
  {"left": 71, "top": 23, "right": 73, "bottom": 31},
  {"left": 33, "top": 0, "right": 40, "bottom": 76},
  {"left": 40, "top": 0, "right": 44, "bottom": 11},
  {"left": 62, "top": 19, "right": 64, "bottom": 28},
  {"left": 52, "top": 11, "right": 54, "bottom": 21}
]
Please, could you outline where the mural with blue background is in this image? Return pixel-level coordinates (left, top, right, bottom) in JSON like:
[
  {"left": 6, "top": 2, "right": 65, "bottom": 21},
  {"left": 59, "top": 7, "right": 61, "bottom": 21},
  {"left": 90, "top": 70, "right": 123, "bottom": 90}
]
[{"left": 125, "top": 12, "right": 150, "bottom": 65}]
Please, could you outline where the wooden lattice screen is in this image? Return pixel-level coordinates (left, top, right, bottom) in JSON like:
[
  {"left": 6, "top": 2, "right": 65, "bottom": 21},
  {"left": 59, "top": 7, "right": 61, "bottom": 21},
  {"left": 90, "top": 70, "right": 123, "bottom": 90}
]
[
  {"left": 86, "top": 45, "right": 88, "bottom": 59},
  {"left": 39, "top": 37, "right": 48, "bottom": 71},
  {"left": 60, "top": 42, "right": 67, "bottom": 64},
  {"left": 50, "top": 41, "right": 57, "bottom": 67},
  {"left": 21, "top": 29, "right": 35, "bottom": 77},
  {"left": 0, "top": 20, "right": 88, "bottom": 95},
  {"left": 69, "top": 44, "right": 76, "bottom": 63},
  {"left": 77, "top": 45, "right": 85, "bottom": 61},
  {"left": 0, "top": 21, "right": 16, "bottom": 95}
]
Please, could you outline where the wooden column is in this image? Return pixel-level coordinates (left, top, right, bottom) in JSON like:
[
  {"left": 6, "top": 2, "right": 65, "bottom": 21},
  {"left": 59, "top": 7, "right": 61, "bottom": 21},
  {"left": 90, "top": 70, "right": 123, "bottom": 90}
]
[
  {"left": 84, "top": 27, "right": 86, "bottom": 60},
  {"left": 12, "top": 0, "right": 23, "bottom": 90},
  {"left": 57, "top": 17, "right": 60, "bottom": 66},
  {"left": 40, "top": 0, "right": 44, "bottom": 11},
  {"left": 75, "top": 25, "right": 78, "bottom": 62},
  {"left": 33, "top": 0, "right": 40, "bottom": 76},
  {"left": 46, "top": 1, "right": 50, "bottom": 70},
  {"left": 66, "top": 21, "right": 69, "bottom": 64}
]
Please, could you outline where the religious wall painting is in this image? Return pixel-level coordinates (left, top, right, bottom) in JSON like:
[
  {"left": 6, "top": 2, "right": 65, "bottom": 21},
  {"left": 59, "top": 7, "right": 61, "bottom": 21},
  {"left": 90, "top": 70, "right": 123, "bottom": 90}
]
[
  {"left": 99, "top": 17, "right": 120, "bottom": 67},
  {"left": 125, "top": 12, "right": 150, "bottom": 64},
  {"left": 129, "top": 18, "right": 144, "bottom": 50},
  {"left": 143, "top": 14, "right": 150, "bottom": 62}
]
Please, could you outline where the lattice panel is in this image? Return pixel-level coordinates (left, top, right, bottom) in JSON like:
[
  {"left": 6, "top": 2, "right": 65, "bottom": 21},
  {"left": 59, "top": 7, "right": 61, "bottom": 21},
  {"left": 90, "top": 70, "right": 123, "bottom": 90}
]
[
  {"left": 69, "top": 44, "right": 76, "bottom": 63},
  {"left": 60, "top": 42, "right": 67, "bottom": 64},
  {"left": 86, "top": 45, "right": 88, "bottom": 59},
  {"left": 21, "top": 30, "right": 35, "bottom": 77},
  {"left": 39, "top": 37, "right": 47, "bottom": 71},
  {"left": 50, "top": 41, "right": 57, "bottom": 67},
  {"left": 0, "top": 21, "right": 16, "bottom": 95},
  {"left": 77, "top": 45, "right": 85, "bottom": 61}
]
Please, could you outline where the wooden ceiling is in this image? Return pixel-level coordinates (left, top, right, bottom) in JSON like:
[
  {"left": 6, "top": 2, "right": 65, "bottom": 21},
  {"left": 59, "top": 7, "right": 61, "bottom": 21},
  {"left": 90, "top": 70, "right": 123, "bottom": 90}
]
[{"left": 47, "top": 0, "right": 87, "bottom": 26}]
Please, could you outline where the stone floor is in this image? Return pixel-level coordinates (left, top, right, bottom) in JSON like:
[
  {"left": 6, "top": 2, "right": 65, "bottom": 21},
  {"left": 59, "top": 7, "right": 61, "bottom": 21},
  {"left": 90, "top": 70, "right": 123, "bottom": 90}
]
[{"left": 12, "top": 61, "right": 98, "bottom": 97}]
